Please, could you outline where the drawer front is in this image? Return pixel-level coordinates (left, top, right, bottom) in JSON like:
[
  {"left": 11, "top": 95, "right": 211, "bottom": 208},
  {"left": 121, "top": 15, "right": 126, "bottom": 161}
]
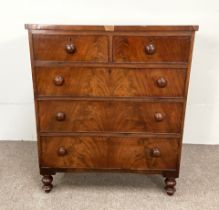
[
  {"left": 39, "top": 101, "right": 183, "bottom": 133},
  {"left": 113, "top": 36, "right": 191, "bottom": 63},
  {"left": 36, "top": 67, "right": 186, "bottom": 97},
  {"left": 33, "top": 34, "right": 109, "bottom": 62},
  {"left": 41, "top": 136, "right": 179, "bottom": 170}
]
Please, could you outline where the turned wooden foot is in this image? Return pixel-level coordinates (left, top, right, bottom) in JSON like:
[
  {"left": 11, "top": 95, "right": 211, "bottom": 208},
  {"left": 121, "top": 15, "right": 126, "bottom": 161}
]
[
  {"left": 164, "top": 177, "right": 176, "bottom": 196},
  {"left": 42, "top": 175, "right": 53, "bottom": 193}
]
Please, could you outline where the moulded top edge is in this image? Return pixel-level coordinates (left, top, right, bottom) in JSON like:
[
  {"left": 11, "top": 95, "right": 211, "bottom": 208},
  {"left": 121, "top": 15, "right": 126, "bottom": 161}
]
[{"left": 25, "top": 24, "right": 199, "bottom": 32}]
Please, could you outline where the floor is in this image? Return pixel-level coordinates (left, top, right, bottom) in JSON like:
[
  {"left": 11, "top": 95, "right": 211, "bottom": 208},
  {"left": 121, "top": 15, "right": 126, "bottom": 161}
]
[{"left": 0, "top": 142, "right": 219, "bottom": 210}]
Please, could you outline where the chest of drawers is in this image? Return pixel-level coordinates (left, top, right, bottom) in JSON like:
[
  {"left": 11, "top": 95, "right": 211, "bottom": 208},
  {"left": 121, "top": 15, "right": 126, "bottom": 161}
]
[{"left": 25, "top": 24, "right": 198, "bottom": 195}]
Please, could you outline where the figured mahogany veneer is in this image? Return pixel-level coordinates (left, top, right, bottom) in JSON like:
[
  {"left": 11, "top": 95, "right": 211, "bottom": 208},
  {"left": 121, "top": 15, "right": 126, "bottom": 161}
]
[
  {"left": 38, "top": 101, "right": 183, "bottom": 133},
  {"left": 113, "top": 36, "right": 191, "bottom": 63},
  {"left": 25, "top": 24, "right": 198, "bottom": 195},
  {"left": 33, "top": 34, "right": 109, "bottom": 62},
  {"left": 41, "top": 137, "right": 179, "bottom": 170},
  {"left": 36, "top": 67, "right": 186, "bottom": 97}
]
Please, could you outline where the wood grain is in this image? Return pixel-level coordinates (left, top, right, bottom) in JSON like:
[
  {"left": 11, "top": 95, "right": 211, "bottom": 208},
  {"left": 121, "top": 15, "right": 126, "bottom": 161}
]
[
  {"left": 25, "top": 25, "right": 198, "bottom": 193},
  {"left": 113, "top": 36, "right": 191, "bottom": 63},
  {"left": 33, "top": 34, "right": 109, "bottom": 62},
  {"left": 34, "top": 61, "right": 188, "bottom": 69},
  {"left": 36, "top": 67, "right": 186, "bottom": 97},
  {"left": 38, "top": 101, "right": 183, "bottom": 133},
  {"left": 25, "top": 24, "right": 199, "bottom": 31},
  {"left": 41, "top": 136, "right": 179, "bottom": 170}
]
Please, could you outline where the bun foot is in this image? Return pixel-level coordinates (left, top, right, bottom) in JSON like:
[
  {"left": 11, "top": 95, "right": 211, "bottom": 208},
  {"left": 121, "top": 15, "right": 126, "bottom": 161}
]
[
  {"left": 164, "top": 177, "right": 176, "bottom": 196},
  {"left": 42, "top": 175, "right": 53, "bottom": 193}
]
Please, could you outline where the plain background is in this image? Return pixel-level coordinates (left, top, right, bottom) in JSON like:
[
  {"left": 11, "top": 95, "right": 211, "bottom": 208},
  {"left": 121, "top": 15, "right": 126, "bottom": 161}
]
[{"left": 0, "top": 0, "right": 219, "bottom": 144}]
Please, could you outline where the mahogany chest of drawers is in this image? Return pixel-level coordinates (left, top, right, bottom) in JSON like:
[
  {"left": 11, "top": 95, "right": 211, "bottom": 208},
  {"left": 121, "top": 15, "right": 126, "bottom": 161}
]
[{"left": 25, "top": 24, "right": 198, "bottom": 195}]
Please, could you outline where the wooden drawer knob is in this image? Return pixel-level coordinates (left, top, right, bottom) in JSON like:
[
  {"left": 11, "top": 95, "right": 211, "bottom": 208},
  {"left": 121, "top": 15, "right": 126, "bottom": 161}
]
[
  {"left": 151, "top": 148, "right": 161, "bottom": 157},
  {"left": 56, "top": 112, "right": 65, "bottom": 121},
  {"left": 156, "top": 77, "right": 167, "bottom": 88},
  {"left": 154, "top": 112, "right": 164, "bottom": 122},
  {"left": 65, "top": 44, "right": 76, "bottom": 54},
  {"left": 58, "top": 146, "right": 67, "bottom": 156},
  {"left": 145, "top": 43, "right": 156, "bottom": 55},
  {"left": 54, "top": 75, "right": 64, "bottom": 86}
]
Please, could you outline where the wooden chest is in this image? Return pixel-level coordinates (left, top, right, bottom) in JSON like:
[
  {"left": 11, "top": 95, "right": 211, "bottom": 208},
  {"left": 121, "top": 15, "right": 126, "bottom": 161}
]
[{"left": 25, "top": 24, "right": 198, "bottom": 195}]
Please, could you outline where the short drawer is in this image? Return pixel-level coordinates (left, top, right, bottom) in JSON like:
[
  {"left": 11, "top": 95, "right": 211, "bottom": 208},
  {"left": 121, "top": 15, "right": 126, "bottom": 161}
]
[
  {"left": 41, "top": 136, "right": 179, "bottom": 170},
  {"left": 113, "top": 36, "right": 191, "bottom": 63},
  {"left": 38, "top": 101, "right": 183, "bottom": 133},
  {"left": 33, "top": 34, "right": 109, "bottom": 62},
  {"left": 36, "top": 67, "right": 186, "bottom": 97}
]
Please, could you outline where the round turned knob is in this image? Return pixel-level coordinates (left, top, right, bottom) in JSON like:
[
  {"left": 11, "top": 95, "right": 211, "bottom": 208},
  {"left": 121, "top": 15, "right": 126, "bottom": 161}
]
[
  {"left": 154, "top": 112, "right": 164, "bottom": 122},
  {"left": 151, "top": 148, "right": 161, "bottom": 157},
  {"left": 56, "top": 112, "right": 65, "bottom": 121},
  {"left": 65, "top": 44, "right": 76, "bottom": 54},
  {"left": 145, "top": 43, "right": 156, "bottom": 55},
  {"left": 53, "top": 75, "right": 64, "bottom": 86},
  {"left": 58, "top": 146, "right": 67, "bottom": 156},
  {"left": 156, "top": 77, "right": 167, "bottom": 88}
]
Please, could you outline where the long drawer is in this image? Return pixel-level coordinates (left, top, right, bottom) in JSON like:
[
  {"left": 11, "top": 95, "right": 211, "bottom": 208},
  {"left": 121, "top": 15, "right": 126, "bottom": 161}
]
[
  {"left": 38, "top": 101, "right": 183, "bottom": 133},
  {"left": 36, "top": 67, "right": 186, "bottom": 97},
  {"left": 41, "top": 136, "right": 179, "bottom": 170}
]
